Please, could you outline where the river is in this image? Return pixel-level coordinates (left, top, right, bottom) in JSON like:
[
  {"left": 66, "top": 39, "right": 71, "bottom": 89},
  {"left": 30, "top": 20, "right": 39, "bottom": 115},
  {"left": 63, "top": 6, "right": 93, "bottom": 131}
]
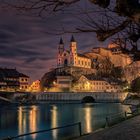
[{"left": 0, "top": 103, "right": 130, "bottom": 140}]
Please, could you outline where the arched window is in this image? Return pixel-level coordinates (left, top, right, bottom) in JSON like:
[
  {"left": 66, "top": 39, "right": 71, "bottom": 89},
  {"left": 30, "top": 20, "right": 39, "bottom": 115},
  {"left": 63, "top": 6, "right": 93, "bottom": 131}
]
[{"left": 64, "top": 59, "right": 68, "bottom": 66}]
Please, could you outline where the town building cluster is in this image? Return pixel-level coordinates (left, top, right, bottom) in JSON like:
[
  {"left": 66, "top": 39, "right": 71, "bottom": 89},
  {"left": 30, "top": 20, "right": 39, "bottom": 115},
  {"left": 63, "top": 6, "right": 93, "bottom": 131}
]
[
  {"left": 0, "top": 68, "right": 41, "bottom": 92},
  {"left": 43, "top": 35, "right": 140, "bottom": 92}
]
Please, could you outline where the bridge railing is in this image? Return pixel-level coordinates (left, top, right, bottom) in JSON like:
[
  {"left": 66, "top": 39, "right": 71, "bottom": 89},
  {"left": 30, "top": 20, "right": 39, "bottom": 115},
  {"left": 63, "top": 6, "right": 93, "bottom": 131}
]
[{"left": 1, "top": 122, "right": 82, "bottom": 140}]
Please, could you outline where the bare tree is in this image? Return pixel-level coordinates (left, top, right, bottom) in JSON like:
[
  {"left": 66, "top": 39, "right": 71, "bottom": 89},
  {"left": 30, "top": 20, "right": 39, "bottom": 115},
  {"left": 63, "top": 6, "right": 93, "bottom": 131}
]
[{"left": 1, "top": 0, "right": 140, "bottom": 51}]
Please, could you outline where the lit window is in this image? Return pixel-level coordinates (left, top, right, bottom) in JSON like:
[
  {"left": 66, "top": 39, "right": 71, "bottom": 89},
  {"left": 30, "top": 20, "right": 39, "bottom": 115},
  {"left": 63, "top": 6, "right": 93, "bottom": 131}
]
[{"left": 78, "top": 60, "right": 80, "bottom": 64}]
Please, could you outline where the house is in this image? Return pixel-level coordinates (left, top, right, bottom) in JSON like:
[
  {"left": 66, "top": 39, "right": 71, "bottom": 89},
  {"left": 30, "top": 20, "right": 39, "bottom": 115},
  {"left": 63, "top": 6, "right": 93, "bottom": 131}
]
[
  {"left": 73, "top": 75, "right": 122, "bottom": 92},
  {"left": 0, "top": 68, "right": 29, "bottom": 92}
]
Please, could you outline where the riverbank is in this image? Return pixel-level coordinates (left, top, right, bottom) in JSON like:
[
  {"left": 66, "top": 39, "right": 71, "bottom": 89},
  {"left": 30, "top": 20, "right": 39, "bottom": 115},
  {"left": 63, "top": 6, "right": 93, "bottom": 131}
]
[{"left": 75, "top": 114, "right": 140, "bottom": 140}]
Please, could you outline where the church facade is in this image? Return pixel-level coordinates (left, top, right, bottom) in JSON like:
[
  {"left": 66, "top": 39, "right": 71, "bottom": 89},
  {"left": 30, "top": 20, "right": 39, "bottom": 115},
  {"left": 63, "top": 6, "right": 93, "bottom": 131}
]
[{"left": 57, "top": 36, "right": 91, "bottom": 69}]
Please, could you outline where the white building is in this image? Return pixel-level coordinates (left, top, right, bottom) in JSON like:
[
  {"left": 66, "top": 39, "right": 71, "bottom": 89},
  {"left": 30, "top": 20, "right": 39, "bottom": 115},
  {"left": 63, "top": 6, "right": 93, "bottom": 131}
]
[
  {"left": 57, "top": 36, "right": 91, "bottom": 69},
  {"left": 73, "top": 75, "right": 122, "bottom": 92}
]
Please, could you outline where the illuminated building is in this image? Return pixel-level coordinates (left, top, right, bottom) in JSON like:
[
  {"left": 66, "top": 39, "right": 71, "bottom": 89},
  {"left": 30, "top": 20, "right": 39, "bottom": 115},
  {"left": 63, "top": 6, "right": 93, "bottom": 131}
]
[
  {"left": 56, "top": 76, "right": 72, "bottom": 89},
  {"left": 124, "top": 61, "right": 140, "bottom": 83},
  {"left": 0, "top": 68, "right": 29, "bottom": 92},
  {"left": 41, "top": 36, "right": 133, "bottom": 91},
  {"left": 29, "top": 80, "right": 41, "bottom": 92},
  {"left": 73, "top": 75, "right": 122, "bottom": 92},
  {"left": 19, "top": 73, "right": 30, "bottom": 91},
  {"left": 57, "top": 36, "right": 132, "bottom": 69},
  {"left": 57, "top": 36, "right": 91, "bottom": 69}
]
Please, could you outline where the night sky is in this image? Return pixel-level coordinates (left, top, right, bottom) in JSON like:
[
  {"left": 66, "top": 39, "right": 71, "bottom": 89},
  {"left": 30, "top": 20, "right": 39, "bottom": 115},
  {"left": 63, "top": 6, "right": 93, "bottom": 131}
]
[{"left": 0, "top": 1, "right": 109, "bottom": 82}]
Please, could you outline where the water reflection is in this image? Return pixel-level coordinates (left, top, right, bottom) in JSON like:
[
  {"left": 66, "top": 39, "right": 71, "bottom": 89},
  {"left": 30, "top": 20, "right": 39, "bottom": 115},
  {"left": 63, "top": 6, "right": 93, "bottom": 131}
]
[
  {"left": 51, "top": 105, "right": 58, "bottom": 140},
  {"left": 83, "top": 105, "right": 92, "bottom": 133},
  {"left": 0, "top": 103, "right": 131, "bottom": 140},
  {"left": 18, "top": 106, "right": 38, "bottom": 139},
  {"left": 29, "top": 106, "right": 38, "bottom": 139}
]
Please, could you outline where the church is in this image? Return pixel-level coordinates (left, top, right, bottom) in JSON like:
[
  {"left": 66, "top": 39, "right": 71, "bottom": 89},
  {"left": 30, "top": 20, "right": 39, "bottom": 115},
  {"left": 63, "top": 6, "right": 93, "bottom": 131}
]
[
  {"left": 57, "top": 35, "right": 91, "bottom": 69},
  {"left": 42, "top": 35, "right": 134, "bottom": 92}
]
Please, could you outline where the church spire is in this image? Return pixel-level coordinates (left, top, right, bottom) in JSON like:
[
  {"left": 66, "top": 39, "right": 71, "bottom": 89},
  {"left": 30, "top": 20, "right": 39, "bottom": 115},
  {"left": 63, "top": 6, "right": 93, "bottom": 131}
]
[
  {"left": 70, "top": 35, "right": 75, "bottom": 42},
  {"left": 59, "top": 37, "right": 64, "bottom": 44},
  {"left": 58, "top": 37, "right": 64, "bottom": 55}
]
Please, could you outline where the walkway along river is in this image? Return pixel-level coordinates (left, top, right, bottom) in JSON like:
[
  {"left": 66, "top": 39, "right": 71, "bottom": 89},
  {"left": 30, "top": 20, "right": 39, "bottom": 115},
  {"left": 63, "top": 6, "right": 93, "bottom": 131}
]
[{"left": 0, "top": 103, "right": 131, "bottom": 140}]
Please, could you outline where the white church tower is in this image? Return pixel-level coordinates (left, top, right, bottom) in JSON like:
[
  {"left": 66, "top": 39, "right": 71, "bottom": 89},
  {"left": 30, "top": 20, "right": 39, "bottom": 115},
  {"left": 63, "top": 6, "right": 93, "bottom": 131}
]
[
  {"left": 57, "top": 37, "right": 64, "bottom": 67},
  {"left": 70, "top": 35, "right": 77, "bottom": 66}
]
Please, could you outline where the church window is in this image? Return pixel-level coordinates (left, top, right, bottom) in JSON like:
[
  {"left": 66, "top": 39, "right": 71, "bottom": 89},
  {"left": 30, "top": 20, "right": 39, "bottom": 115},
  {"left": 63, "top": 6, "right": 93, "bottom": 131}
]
[
  {"left": 64, "top": 59, "right": 68, "bottom": 66},
  {"left": 78, "top": 60, "right": 80, "bottom": 64}
]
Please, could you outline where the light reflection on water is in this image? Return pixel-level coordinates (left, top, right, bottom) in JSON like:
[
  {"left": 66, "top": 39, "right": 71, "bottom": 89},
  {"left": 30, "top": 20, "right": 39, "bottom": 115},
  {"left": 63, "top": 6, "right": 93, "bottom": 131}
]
[
  {"left": 84, "top": 106, "right": 92, "bottom": 133},
  {"left": 51, "top": 105, "right": 58, "bottom": 140},
  {"left": 18, "top": 106, "right": 38, "bottom": 139},
  {"left": 0, "top": 103, "right": 130, "bottom": 140}
]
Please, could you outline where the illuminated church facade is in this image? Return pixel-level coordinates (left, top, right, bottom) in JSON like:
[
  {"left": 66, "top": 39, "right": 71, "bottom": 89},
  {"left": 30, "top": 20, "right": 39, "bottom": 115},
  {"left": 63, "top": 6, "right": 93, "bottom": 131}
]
[{"left": 57, "top": 36, "right": 91, "bottom": 69}]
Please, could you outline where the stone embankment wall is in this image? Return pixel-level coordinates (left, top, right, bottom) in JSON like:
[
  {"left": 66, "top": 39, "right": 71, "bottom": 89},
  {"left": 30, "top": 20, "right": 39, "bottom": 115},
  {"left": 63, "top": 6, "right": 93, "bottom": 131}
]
[{"left": 36, "top": 92, "right": 128, "bottom": 103}]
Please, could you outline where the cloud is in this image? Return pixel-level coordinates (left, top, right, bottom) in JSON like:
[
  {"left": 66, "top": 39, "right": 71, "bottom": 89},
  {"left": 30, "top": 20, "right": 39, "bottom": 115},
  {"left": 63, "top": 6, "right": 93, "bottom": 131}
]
[{"left": 0, "top": 2, "right": 109, "bottom": 82}]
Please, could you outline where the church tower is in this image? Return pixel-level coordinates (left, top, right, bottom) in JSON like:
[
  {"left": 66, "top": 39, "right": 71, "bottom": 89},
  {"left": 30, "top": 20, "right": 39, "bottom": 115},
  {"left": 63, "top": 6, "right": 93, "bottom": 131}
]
[
  {"left": 70, "top": 35, "right": 77, "bottom": 66},
  {"left": 58, "top": 37, "right": 64, "bottom": 55},
  {"left": 57, "top": 37, "right": 64, "bottom": 67}
]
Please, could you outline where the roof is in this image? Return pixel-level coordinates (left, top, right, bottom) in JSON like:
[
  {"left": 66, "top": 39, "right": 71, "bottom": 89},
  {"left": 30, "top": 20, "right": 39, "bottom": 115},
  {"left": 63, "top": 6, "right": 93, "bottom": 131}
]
[
  {"left": 59, "top": 37, "right": 64, "bottom": 44},
  {"left": 84, "top": 74, "right": 122, "bottom": 85},
  {"left": 84, "top": 74, "right": 103, "bottom": 81},
  {"left": 0, "top": 68, "right": 29, "bottom": 79},
  {"left": 70, "top": 35, "right": 75, "bottom": 42},
  {"left": 19, "top": 73, "right": 29, "bottom": 78},
  {"left": 0, "top": 68, "right": 19, "bottom": 78},
  {"left": 77, "top": 53, "right": 90, "bottom": 59}
]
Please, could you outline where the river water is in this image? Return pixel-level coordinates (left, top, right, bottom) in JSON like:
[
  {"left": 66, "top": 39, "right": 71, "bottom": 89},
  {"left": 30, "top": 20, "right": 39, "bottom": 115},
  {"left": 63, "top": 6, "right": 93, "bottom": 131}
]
[{"left": 0, "top": 103, "right": 130, "bottom": 140}]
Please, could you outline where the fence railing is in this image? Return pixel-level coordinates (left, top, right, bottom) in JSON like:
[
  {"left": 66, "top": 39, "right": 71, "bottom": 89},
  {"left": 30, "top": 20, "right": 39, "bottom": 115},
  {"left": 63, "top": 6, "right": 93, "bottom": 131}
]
[
  {"left": 1, "top": 122, "right": 82, "bottom": 140},
  {"left": 105, "top": 107, "right": 140, "bottom": 127}
]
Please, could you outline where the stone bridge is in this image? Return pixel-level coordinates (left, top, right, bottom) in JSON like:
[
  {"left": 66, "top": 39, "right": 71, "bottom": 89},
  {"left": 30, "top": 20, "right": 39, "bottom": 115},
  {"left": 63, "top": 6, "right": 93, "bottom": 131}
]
[{"left": 35, "top": 92, "right": 128, "bottom": 103}]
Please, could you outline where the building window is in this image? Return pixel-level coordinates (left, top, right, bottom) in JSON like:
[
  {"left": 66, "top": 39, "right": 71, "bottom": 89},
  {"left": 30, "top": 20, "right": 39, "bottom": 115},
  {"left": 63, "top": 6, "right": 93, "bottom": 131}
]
[{"left": 78, "top": 60, "right": 80, "bottom": 64}]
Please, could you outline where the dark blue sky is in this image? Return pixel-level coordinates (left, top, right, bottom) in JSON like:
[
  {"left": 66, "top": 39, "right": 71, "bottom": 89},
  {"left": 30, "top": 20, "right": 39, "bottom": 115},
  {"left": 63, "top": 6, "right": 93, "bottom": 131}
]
[{"left": 0, "top": 1, "right": 110, "bottom": 82}]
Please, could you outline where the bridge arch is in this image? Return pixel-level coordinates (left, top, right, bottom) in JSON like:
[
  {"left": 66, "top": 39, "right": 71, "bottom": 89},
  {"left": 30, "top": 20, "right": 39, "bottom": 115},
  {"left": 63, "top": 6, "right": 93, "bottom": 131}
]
[{"left": 81, "top": 96, "right": 95, "bottom": 103}]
